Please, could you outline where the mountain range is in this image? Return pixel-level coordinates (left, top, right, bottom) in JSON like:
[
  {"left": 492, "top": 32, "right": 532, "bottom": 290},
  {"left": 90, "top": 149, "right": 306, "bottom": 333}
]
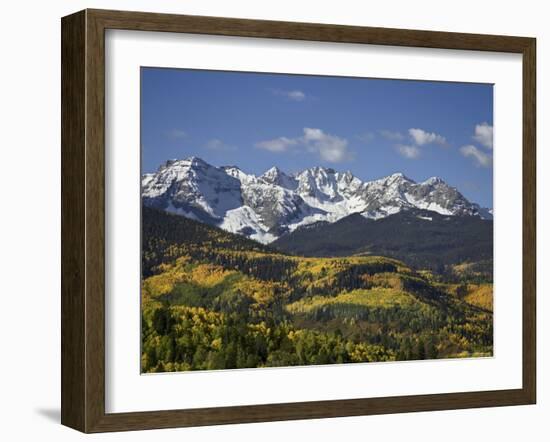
[{"left": 142, "top": 156, "right": 492, "bottom": 244}]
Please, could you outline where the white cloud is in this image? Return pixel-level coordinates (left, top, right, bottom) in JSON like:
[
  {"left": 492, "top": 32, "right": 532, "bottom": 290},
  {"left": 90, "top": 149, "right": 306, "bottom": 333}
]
[
  {"left": 271, "top": 89, "right": 306, "bottom": 102},
  {"left": 408, "top": 128, "right": 447, "bottom": 146},
  {"left": 473, "top": 122, "right": 493, "bottom": 149},
  {"left": 166, "top": 129, "right": 187, "bottom": 139},
  {"left": 396, "top": 144, "right": 421, "bottom": 159},
  {"left": 460, "top": 144, "right": 492, "bottom": 167},
  {"left": 302, "top": 128, "right": 325, "bottom": 141},
  {"left": 255, "top": 137, "right": 298, "bottom": 152},
  {"left": 204, "top": 138, "right": 236, "bottom": 151},
  {"left": 380, "top": 130, "right": 404, "bottom": 141},
  {"left": 303, "top": 128, "right": 351, "bottom": 163},
  {"left": 287, "top": 90, "right": 306, "bottom": 101},
  {"left": 256, "top": 128, "right": 352, "bottom": 163}
]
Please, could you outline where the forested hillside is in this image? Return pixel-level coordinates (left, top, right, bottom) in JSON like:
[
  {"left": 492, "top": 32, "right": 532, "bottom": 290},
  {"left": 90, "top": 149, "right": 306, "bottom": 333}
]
[
  {"left": 142, "top": 206, "right": 276, "bottom": 277},
  {"left": 272, "top": 209, "right": 493, "bottom": 277},
  {"left": 141, "top": 207, "right": 493, "bottom": 373}
]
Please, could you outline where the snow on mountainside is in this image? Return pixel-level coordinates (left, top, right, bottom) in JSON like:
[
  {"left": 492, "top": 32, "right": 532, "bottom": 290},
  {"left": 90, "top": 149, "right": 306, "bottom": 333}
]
[{"left": 142, "top": 156, "right": 492, "bottom": 243}]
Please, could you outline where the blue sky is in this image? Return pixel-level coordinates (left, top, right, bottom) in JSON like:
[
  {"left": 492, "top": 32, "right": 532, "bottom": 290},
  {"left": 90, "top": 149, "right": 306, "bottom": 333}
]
[{"left": 141, "top": 68, "right": 494, "bottom": 207}]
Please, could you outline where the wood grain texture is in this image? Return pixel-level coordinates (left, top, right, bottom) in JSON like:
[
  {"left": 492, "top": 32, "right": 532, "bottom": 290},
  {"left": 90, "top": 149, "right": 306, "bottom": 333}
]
[
  {"left": 60, "top": 8, "right": 537, "bottom": 433},
  {"left": 89, "top": 8, "right": 532, "bottom": 52},
  {"left": 61, "top": 10, "right": 86, "bottom": 431},
  {"left": 85, "top": 9, "right": 107, "bottom": 432},
  {"left": 522, "top": 38, "right": 537, "bottom": 403}
]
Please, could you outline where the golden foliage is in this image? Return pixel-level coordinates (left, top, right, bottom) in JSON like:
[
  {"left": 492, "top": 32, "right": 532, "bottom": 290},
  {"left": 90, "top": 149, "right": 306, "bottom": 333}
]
[{"left": 464, "top": 284, "right": 493, "bottom": 311}]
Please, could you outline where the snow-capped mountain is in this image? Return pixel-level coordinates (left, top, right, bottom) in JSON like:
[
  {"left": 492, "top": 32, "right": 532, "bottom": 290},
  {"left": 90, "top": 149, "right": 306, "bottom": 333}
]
[{"left": 142, "top": 156, "right": 492, "bottom": 243}]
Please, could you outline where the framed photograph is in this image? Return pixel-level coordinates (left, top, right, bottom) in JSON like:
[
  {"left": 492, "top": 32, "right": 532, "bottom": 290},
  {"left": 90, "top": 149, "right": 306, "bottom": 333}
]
[{"left": 61, "top": 9, "right": 536, "bottom": 433}]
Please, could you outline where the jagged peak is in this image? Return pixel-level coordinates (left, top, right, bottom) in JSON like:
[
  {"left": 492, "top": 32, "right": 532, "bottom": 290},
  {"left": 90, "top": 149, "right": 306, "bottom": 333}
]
[
  {"left": 260, "top": 166, "right": 298, "bottom": 190},
  {"left": 370, "top": 172, "right": 414, "bottom": 185},
  {"left": 159, "top": 156, "right": 209, "bottom": 170},
  {"left": 388, "top": 172, "right": 412, "bottom": 181},
  {"left": 338, "top": 170, "right": 356, "bottom": 181},
  {"left": 186, "top": 156, "right": 208, "bottom": 166},
  {"left": 262, "top": 165, "right": 285, "bottom": 177},
  {"left": 423, "top": 176, "right": 445, "bottom": 186},
  {"left": 159, "top": 158, "right": 179, "bottom": 170},
  {"left": 296, "top": 166, "right": 340, "bottom": 179},
  {"left": 222, "top": 164, "right": 244, "bottom": 172}
]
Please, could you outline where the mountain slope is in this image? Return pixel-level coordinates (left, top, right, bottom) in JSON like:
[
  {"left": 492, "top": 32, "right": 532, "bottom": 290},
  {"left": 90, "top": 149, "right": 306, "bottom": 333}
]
[
  {"left": 142, "top": 157, "right": 492, "bottom": 243},
  {"left": 141, "top": 204, "right": 493, "bottom": 373},
  {"left": 142, "top": 205, "right": 274, "bottom": 276},
  {"left": 272, "top": 208, "right": 493, "bottom": 273}
]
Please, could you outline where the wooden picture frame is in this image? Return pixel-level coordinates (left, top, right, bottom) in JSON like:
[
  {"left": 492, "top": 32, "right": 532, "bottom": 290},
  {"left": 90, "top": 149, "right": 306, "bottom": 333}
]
[{"left": 61, "top": 8, "right": 536, "bottom": 433}]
